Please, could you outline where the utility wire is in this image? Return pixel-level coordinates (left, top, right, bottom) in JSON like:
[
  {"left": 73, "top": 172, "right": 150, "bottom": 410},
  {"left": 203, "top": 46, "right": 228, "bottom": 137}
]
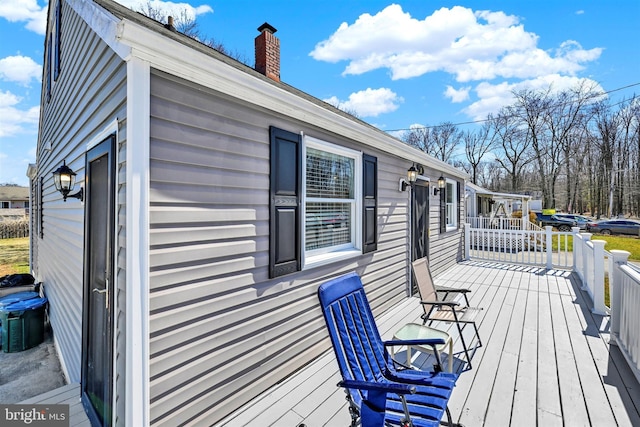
[{"left": 385, "top": 81, "right": 640, "bottom": 132}]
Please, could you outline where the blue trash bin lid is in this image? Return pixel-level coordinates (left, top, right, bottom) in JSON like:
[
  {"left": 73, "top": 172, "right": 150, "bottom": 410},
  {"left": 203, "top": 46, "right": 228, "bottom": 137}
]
[
  {"left": 0, "top": 291, "right": 40, "bottom": 308},
  {"left": 4, "top": 297, "right": 48, "bottom": 311}
]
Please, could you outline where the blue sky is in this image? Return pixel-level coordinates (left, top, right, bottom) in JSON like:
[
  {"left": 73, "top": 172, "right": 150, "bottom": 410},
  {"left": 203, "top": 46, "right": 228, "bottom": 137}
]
[{"left": 1, "top": 0, "right": 639, "bottom": 186}]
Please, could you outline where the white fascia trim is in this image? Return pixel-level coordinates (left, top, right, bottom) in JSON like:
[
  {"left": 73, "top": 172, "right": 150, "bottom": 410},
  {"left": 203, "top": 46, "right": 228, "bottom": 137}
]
[
  {"left": 125, "top": 57, "right": 150, "bottom": 427},
  {"left": 66, "top": 0, "right": 132, "bottom": 59},
  {"left": 113, "top": 19, "right": 466, "bottom": 179}
]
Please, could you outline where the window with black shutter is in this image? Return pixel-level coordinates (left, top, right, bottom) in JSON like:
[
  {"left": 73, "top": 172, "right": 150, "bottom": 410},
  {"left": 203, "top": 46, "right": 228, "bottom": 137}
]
[{"left": 269, "top": 127, "right": 377, "bottom": 277}]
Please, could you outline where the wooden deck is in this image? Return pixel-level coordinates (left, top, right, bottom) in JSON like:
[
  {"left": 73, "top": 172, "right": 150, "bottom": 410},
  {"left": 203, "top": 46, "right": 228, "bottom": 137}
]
[
  {"left": 19, "top": 383, "right": 90, "bottom": 427},
  {"left": 218, "top": 261, "right": 640, "bottom": 427}
]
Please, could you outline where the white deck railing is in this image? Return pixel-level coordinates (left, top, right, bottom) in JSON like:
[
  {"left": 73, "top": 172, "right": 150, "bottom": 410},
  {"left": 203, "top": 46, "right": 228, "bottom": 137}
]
[
  {"left": 464, "top": 223, "right": 574, "bottom": 269},
  {"left": 609, "top": 250, "right": 640, "bottom": 385},
  {"left": 573, "top": 232, "right": 608, "bottom": 315},
  {"left": 466, "top": 222, "right": 640, "bottom": 382}
]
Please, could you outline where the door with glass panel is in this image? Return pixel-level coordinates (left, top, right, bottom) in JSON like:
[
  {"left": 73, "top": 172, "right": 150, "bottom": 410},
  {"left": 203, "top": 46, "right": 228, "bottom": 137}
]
[
  {"left": 412, "top": 181, "right": 430, "bottom": 261},
  {"left": 81, "top": 135, "right": 115, "bottom": 426}
]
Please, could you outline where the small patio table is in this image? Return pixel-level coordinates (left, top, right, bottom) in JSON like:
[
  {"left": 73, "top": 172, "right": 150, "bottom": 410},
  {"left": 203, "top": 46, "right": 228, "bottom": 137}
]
[{"left": 391, "top": 323, "right": 453, "bottom": 372}]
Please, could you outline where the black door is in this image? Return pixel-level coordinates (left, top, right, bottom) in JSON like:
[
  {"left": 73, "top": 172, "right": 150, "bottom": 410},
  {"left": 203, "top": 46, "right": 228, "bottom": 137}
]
[
  {"left": 412, "top": 181, "right": 430, "bottom": 261},
  {"left": 81, "top": 135, "right": 115, "bottom": 426}
]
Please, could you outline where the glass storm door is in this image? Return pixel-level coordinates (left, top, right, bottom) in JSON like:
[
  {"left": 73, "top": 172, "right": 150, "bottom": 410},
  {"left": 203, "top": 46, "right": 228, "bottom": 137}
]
[{"left": 81, "top": 135, "right": 115, "bottom": 426}]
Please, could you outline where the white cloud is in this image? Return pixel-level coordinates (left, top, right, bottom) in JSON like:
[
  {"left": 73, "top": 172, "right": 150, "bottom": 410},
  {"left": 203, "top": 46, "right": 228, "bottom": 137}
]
[
  {"left": 444, "top": 85, "right": 471, "bottom": 103},
  {"left": 310, "top": 5, "right": 602, "bottom": 83},
  {"left": 0, "top": 90, "right": 40, "bottom": 138},
  {"left": 117, "top": 0, "right": 213, "bottom": 22},
  {"left": 462, "top": 75, "right": 604, "bottom": 121},
  {"left": 0, "top": 0, "right": 48, "bottom": 35},
  {"left": 324, "top": 87, "right": 403, "bottom": 117},
  {"left": 0, "top": 55, "right": 42, "bottom": 86}
]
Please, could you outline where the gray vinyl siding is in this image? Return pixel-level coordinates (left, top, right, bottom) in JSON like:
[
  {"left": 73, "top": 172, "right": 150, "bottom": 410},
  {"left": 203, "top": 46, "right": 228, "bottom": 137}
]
[
  {"left": 429, "top": 177, "right": 465, "bottom": 277},
  {"left": 147, "top": 70, "right": 412, "bottom": 425},
  {"left": 35, "top": 0, "right": 126, "bottom": 389}
]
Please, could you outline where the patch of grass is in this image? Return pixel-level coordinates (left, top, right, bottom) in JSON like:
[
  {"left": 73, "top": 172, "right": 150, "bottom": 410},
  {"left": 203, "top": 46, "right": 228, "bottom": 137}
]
[
  {"left": 591, "top": 234, "right": 640, "bottom": 261},
  {"left": 550, "top": 233, "right": 640, "bottom": 261},
  {"left": 0, "top": 237, "right": 30, "bottom": 276},
  {"left": 551, "top": 234, "right": 573, "bottom": 252}
]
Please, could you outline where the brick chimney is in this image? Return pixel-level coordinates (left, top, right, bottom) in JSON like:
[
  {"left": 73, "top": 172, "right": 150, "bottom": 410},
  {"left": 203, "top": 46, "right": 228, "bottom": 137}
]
[{"left": 255, "top": 22, "right": 280, "bottom": 82}]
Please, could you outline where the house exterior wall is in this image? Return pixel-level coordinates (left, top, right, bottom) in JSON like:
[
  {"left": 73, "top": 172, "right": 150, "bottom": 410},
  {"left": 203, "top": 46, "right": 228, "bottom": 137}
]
[
  {"left": 35, "top": 1, "right": 466, "bottom": 424},
  {"left": 428, "top": 189, "right": 465, "bottom": 277},
  {"left": 146, "top": 70, "right": 463, "bottom": 425},
  {"left": 34, "top": 0, "right": 127, "bottom": 388}
]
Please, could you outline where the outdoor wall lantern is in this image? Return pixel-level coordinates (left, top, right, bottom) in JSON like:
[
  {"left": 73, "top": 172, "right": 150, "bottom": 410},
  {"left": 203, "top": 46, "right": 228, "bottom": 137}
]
[
  {"left": 401, "top": 165, "right": 419, "bottom": 191},
  {"left": 53, "top": 161, "right": 84, "bottom": 202},
  {"left": 433, "top": 175, "right": 446, "bottom": 196}
]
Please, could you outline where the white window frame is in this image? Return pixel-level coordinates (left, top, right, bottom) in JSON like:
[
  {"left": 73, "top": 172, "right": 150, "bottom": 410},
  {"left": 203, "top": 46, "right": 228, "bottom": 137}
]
[
  {"left": 446, "top": 179, "right": 457, "bottom": 231},
  {"left": 302, "top": 136, "right": 362, "bottom": 268}
]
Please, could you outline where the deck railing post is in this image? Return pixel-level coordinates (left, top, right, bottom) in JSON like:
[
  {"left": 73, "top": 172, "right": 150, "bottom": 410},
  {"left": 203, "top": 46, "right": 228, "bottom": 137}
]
[
  {"left": 571, "top": 227, "right": 580, "bottom": 272},
  {"left": 545, "top": 226, "right": 553, "bottom": 269},
  {"left": 464, "top": 223, "right": 471, "bottom": 261},
  {"left": 609, "top": 250, "right": 630, "bottom": 344},
  {"left": 580, "top": 233, "right": 592, "bottom": 290},
  {"left": 591, "top": 240, "right": 607, "bottom": 315}
]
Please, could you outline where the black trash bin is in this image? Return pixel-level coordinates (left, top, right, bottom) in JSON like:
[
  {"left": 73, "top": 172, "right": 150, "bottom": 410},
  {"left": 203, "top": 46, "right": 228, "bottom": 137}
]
[{"left": 0, "top": 297, "right": 48, "bottom": 353}]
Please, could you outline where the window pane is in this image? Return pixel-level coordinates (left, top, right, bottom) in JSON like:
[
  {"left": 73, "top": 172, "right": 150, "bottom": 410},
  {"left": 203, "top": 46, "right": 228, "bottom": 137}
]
[
  {"left": 305, "top": 202, "right": 351, "bottom": 250},
  {"left": 446, "top": 182, "right": 455, "bottom": 226},
  {"left": 306, "top": 148, "right": 354, "bottom": 199}
]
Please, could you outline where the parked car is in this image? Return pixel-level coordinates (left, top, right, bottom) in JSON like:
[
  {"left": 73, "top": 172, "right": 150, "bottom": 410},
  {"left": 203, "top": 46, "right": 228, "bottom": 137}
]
[
  {"left": 586, "top": 219, "right": 640, "bottom": 236},
  {"left": 534, "top": 212, "right": 577, "bottom": 231},
  {"left": 553, "top": 214, "right": 591, "bottom": 230}
]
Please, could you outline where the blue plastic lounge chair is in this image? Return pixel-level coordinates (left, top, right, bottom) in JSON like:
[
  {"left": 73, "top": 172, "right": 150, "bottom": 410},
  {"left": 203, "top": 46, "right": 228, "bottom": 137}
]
[{"left": 318, "top": 272, "right": 461, "bottom": 427}]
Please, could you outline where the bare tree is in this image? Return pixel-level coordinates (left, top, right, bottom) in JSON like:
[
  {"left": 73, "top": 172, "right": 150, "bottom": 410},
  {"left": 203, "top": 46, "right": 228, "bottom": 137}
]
[
  {"left": 403, "top": 126, "right": 433, "bottom": 154},
  {"left": 463, "top": 119, "right": 496, "bottom": 184},
  {"left": 402, "top": 122, "right": 462, "bottom": 164},
  {"left": 492, "top": 107, "right": 532, "bottom": 192},
  {"left": 512, "top": 87, "right": 562, "bottom": 208},
  {"left": 136, "top": 2, "right": 249, "bottom": 64},
  {"left": 616, "top": 96, "right": 640, "bottom": 216},
  {"left": 543, "top": 82, "right": 599, "bottom": 211},
  {"left": 431, "top": 122, "right": 463, "bottom": 163}
]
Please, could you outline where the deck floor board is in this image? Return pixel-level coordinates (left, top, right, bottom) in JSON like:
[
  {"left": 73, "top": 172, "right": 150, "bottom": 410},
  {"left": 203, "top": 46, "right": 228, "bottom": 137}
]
[{"left": 218, "top": 261, "right": 640, "bottom": 427}]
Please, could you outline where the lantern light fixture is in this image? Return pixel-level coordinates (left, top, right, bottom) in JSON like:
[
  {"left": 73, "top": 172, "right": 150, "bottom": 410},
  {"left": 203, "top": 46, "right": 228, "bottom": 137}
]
[
  {"left": 53, "top": 160, "right": 83, "bottom": 202},
  {"left": 434, "top": 175, "right": 446, "bottom": 196},
  {"left": 401, "top": 165, "right": 420, "bottom": 191}
]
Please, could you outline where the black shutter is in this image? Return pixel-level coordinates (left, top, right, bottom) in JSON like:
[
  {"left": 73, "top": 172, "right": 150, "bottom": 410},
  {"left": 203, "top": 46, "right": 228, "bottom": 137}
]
[
  {"left": 362, "top": 154, "right": 377, "bottom": 253},
  {"left": 457, "top": 181, "right": 461, "bottom": 229},
  {"left": 46, "top": 38, "right": 52, "bottom": 102},
  {"left": 269, "top": 126, "right": 302, "bottom": 278},
  {"left": 439, "top": 184, "right": 446, "bottom": 234},
  {"left": 54, "top": 0, "right": 61, "bottom": 81}
]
